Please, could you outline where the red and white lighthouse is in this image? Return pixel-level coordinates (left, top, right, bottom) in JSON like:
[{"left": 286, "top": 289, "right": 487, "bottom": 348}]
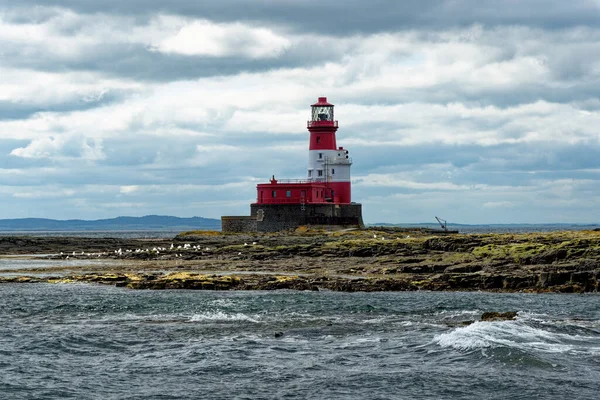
[
  {"left": 255, "top": 97, "right": 352, "bottom": 205},
  {"left": 307, "top": 97, "right": 352, "bottom": 204},
  {"left": 222, "top": 97, "right": 362, "bottom": 232}
]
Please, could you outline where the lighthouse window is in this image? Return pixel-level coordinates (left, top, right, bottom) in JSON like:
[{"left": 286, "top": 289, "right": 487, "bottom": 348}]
[
  {"left": 318, "top": 170, "right": 323, "bottom": 177},
  {"left": 286, "top": 190, "right": 291, "bottom": 198},
  {"left": 319, "top": 153, "right": 323, "bottom": 159},
  {"left": 332, "top": 168, "right": 335, "bottom": 174},
  {"left": 308, "top": 170, "right": 312, "bottom": 177},
  {"left": 272, "top": 190, "right": 276, "bottom": 198},
  {"left": 312, "top": 106, "right": 333, "bottom": 121}
]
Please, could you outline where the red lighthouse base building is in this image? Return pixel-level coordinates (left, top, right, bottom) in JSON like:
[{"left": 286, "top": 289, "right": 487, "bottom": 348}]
[{"left": 222, "top": 97, "right": 363, "bottom": 232}]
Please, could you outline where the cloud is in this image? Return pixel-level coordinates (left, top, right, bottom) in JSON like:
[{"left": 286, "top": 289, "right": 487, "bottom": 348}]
[
  {"left": 483, "top": 201, "right": 515, "bottom": 209},
  {"left": 10, "top": 187, "right": 76, "bottom": 199},
  {"left": 2, "top": 1, "right": 599, "bottom": 35},
  {"left": 119, "top": 185, "right": 139, "bottom": 195},
  {"left": 152, "top": 20, "right": 291, "bottom": 58},
  {"left": 10, "top": 136, "right": 106, "bottom": 161}
]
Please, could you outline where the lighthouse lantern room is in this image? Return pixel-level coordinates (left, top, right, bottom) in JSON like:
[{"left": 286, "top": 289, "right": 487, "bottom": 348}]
[{"left": 222, "top": 97, "right": 363, "bottom": 232}]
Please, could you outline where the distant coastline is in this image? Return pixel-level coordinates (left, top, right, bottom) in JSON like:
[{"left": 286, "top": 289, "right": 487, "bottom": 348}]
[
  {"left": 0, "top": 215, "right": 598, "bottom": 235},
  {"left": 0, "top": 215, "right": 221, "bottom": 232}
]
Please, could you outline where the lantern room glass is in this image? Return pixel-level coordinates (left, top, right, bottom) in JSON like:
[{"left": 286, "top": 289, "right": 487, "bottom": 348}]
[{"left": 311, "top": 106, "right": 334, "bottom": 122}]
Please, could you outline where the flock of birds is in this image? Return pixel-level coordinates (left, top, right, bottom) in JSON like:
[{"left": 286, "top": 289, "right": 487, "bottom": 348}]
[
  {"left": 60, "top": 242, "right": 258, "bottom": 259},
  {"left": 59, "top": 235, "right": 409, "bottom": 259}
]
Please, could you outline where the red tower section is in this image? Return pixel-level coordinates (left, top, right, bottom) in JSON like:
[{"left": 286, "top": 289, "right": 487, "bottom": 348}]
[
  {"left": 308, "top": 97, "right": 338, "bottom": 150},
  {"left": 255, "top": 97, "right": 352, "bottom": 205}
]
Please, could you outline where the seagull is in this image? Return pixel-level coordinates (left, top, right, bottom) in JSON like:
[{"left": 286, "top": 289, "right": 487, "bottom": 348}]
[
  {"left": 244, "top": 243, "right": 248, "bottom": 246},
  {"left": 252, "top": 242, "right": 257, "bottom": 245},
  {"left": 373, "top": 234, "right": 377, "bottom": 239},
  {"left": 238, "top": 252, "right": 242, "bottom": 255},
  {"left": 170, "top": 244, "right": 174, "bottom": 250}
]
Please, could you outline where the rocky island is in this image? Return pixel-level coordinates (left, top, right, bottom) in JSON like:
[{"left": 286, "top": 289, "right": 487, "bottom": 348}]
[{"left": 0, "top": 228, "right": 598, "bottom": 293}]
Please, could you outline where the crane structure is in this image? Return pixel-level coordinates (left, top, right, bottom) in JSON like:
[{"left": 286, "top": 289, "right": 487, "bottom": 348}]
[{"left": 435, "top": 216, "right": 448, "bottom": 232}]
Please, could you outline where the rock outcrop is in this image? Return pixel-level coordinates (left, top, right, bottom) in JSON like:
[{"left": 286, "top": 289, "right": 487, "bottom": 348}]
[{"left": 1, "top": 229, "right": 599, "bottom": 292}]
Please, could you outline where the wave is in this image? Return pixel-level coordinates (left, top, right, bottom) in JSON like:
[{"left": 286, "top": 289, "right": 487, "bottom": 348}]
[
  {"left": 189, "top": 311, "right": 259, "bottom": 323},
  {"left": 433, "top": 319, "right": 600, "bottom": 354}
]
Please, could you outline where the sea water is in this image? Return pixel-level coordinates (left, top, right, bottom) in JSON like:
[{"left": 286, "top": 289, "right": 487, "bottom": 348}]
[{"left": 0, "top": 285, "right": 598, "bottom": 399}]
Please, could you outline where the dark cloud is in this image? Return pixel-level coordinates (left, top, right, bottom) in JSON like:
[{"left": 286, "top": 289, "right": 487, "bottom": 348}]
[
  {"left": 2, "top": 0, "right": 597, "bottom": 34},
  {"left": 352, "top": 142, "right": 600, "bottom": 174},
  {"left": 0, "top": 92, "right": 129, "bottom": 121},
  {"left": 1, "top": 36, "right": 342, "bottom": 83}
]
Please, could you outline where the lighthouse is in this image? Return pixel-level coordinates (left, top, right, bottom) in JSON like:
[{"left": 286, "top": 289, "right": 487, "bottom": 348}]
[
  {"left": 307, "top": 97, "right": 351, "bottom": 204},
  {"left": 222, "top": 97, "right": 363, "bottom": 232}
]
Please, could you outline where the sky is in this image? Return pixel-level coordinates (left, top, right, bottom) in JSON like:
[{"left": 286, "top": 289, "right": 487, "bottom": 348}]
[{"left": 0, "top": 0, "right": 599, "bottom": 224}]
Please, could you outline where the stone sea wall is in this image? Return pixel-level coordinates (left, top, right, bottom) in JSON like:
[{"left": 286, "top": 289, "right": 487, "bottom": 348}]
[{"left": 222, "top": 203, "right": 364, "bottom": 232}]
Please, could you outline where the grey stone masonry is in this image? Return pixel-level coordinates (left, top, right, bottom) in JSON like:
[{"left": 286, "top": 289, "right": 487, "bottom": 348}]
[
  {"left": 221, "top": 203, "right": 363, "bottom": 233},
  {"left": 221, "top": 216, "right": 257, "bottom": 233}
]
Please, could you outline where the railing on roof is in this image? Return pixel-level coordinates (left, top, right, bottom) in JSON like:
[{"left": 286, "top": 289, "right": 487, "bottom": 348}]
[
  {"left": 268, "top": 178, "right": 327, "bottom": 184},
  {"left": 316, "top": 157, "right": 352, "bottom": 165},
  {"left": 307, "top": 120, "right": 338, "bottom": 128}
]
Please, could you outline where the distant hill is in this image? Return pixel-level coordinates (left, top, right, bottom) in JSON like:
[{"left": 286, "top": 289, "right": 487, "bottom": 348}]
[{"left": 0, "top": 215, "right": 221, "bottom": 231}]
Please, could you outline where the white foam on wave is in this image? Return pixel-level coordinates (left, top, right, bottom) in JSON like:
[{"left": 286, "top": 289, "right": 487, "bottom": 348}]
[
  {"left": 208, "top": 299, "right": 236, "bottom": 308},
  {"left": 513, "top": 312, "right": 600, "bottom": 331},
  {"left": 435, "top": 310, "right": 480, "bottom": 318},
  {"left": 518, "top": 311, "right": 551, "bottom": 321},
  {"left": 362, "top": 316, "right": 390, "bottom": 324},
  {"left": 189, "top": 311, "right": 259, "bottom": 323},
  {"left": 434, "top": 320, "right": 599, "bottom": 354}
]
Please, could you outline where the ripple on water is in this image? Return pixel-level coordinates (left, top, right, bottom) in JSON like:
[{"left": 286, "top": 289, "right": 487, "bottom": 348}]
[{"left": 189, "top": 311, "right": 261, "bottom": 323}]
